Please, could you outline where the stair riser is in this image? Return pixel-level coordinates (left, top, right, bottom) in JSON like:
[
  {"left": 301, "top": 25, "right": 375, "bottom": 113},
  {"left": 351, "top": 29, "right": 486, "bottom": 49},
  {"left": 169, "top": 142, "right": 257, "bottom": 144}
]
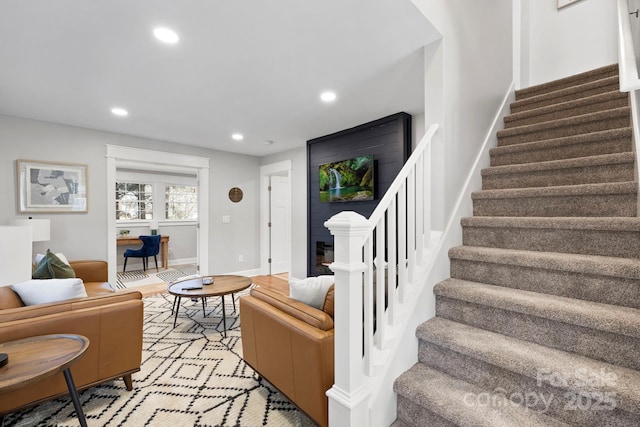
[
  {"left": 462, "top": 226, "right": 640, "bottom": 259},
  {"left": 505, "top": 96, "right": 629, "bottom": 129},
  {"left": 418, "top": 342, "right": 640, "bottom": 425},
  {"left": 490, "top": 137, "right": 632, "bottom": 167},
  {"left": 498, "top": 116, "right": 629, "bottom": 147},
  {"left": 396, "top": 396, "right": 457, "bottom": 427},
  {"left": 472, "top": 193, "right": 637, "bottom": 217},
  {"left": 516, "top": 66, "right": 618, "bottom": 100},
  {"left": 450, "top": 258, "right": 640, "bottom": 309},
  {"left": 482, "top": 162, "right": 634, "bottom": 190},
  {"left": 511, "top": 81, "right": 619, "bottom": 114},
  {"left": 436, "top": 297, "right": 640, "bottom": 371}
]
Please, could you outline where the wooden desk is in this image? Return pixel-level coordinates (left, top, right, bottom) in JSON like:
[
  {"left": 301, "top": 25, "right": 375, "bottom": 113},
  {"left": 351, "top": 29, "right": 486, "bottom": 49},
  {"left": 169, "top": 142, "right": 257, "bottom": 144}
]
[
  {"left": 0, "top": 334, "right": 90, "bottom": 427},
  {"left": 117, "top": 235, "right": 170, "bottom": 269}
]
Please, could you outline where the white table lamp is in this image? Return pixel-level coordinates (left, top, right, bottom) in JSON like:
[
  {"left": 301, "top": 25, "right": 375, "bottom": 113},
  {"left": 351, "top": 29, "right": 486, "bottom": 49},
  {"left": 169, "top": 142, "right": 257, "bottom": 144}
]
[
  {"left": 11, "top": 218, "right": 50, "bottom": 242},
  {"left": 0, "top": 225, "right": 33, "bottom": 287},
  {"left": 0, "top": 225, "right": 32, "bottom": 368}
]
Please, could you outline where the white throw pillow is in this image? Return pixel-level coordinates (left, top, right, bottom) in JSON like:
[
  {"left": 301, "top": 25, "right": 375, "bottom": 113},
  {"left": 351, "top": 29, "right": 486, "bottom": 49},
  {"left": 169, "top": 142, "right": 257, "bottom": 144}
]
[
  {"left": 289, "top": 275, "right": 334, "bottom": 310},
  {"left": 11, "top": 279, "right": 87, "bottom": 306}
]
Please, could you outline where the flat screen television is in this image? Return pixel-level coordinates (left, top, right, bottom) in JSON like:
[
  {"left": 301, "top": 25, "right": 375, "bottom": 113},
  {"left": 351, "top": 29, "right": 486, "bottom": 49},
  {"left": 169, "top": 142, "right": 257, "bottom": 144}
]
[{"left": 318, "top": 155, "right": 374, "bottom": 203}]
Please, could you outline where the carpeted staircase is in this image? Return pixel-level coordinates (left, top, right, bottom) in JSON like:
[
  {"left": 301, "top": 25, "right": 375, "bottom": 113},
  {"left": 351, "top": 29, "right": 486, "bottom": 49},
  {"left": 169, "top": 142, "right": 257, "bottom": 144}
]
[{"left": 393, "top": 64, "right": 640, "bottom": 426}]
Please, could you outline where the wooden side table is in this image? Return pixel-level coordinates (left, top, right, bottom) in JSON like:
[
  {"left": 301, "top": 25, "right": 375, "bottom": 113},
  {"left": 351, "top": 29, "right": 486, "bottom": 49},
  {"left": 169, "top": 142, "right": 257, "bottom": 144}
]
[{"left": 0, "top": 334, "right": 90, "bottom": 427}]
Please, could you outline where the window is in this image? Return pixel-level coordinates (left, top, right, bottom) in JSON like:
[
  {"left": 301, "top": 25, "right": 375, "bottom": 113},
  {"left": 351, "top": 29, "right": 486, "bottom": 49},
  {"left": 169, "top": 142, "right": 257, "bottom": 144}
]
[
  {"left": 165, "top": 185, "right": 198, "bottom": 220},
  {"left": 116, "top": 182, "right": 153, "bottom": 220}
]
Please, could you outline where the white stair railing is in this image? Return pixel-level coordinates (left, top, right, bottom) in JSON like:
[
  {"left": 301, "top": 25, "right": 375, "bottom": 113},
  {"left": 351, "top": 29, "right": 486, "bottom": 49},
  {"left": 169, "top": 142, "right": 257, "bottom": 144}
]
[
  {"left": 324, "top": 123, "right": 439, "bottom": 426},
  {"left": 617, "top": 0, "right": 640, "bottom": 212}
]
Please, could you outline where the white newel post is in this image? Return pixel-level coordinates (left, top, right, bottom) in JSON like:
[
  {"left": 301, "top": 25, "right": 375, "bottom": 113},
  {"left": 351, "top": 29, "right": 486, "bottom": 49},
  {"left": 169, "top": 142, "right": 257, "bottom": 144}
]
[{"left": 324, "top": 211, "right": 371, "bottom": 427}]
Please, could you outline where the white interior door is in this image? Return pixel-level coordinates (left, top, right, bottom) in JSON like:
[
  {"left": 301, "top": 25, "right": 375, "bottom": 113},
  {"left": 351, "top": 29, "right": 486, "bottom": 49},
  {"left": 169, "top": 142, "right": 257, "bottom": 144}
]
[{"left": 269, "top": 175, "right": 290, "bottom": 275}]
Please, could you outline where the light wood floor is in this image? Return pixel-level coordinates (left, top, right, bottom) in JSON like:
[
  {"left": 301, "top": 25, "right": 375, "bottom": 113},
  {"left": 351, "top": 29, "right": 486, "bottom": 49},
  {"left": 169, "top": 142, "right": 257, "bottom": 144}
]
[{"left": 132, "top": 273, "right": 289, "bottom": 297}]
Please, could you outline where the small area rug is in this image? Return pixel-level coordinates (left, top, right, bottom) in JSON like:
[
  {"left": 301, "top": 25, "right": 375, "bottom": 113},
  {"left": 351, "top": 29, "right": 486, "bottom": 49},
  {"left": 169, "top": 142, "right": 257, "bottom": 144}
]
[
  {"left": 4, "top": 291, "right": 314, "bottom": 427},
  {"left": 116, "top": 264, "right": 198, "bottom": 289}
]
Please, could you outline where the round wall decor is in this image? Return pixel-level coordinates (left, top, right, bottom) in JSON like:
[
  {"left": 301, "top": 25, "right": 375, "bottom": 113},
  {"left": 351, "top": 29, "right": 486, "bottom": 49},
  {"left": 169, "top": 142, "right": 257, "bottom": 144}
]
[{"left": 228, "top": 187, "right": 243, "bottom": 203}]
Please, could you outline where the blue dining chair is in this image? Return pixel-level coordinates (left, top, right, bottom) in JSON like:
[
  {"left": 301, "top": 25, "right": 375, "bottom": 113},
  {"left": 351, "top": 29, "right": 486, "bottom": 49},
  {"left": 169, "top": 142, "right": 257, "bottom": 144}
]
[{"left": 123, "top": 235, "right": 161, "bottom": 273}]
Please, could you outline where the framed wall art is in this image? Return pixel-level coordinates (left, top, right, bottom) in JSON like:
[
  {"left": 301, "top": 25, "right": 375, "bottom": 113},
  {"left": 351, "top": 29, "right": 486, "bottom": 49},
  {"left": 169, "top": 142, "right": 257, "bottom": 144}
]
[{"left": 17, "top": 160, "right": 88, "bottom": 213}]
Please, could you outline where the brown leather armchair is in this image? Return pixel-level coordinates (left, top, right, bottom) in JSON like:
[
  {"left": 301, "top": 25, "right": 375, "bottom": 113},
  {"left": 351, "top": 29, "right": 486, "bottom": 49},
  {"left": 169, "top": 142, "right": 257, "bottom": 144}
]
[
  {"left": 240, "top": 286, "right": 334, "bottom": 427},
  {"left": 0, "top": 260, "right": 143, "bottom": 416}
]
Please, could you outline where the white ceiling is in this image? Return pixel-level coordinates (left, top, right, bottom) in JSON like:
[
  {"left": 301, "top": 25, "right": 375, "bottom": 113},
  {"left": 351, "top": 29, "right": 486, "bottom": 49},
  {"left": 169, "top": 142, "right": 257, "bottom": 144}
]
[{"left": 0, "top": 1, "right": 438, "bottom": 157}]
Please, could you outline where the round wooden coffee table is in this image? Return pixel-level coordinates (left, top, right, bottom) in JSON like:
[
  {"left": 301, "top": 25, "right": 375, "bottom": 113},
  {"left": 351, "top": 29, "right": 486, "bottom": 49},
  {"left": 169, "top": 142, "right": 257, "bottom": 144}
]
[
  {"left": 168, "top": 275, "right": 252, "bottom": 337},
  {"left": 0, "top": 334, "right": 90, "bottom": 427}
]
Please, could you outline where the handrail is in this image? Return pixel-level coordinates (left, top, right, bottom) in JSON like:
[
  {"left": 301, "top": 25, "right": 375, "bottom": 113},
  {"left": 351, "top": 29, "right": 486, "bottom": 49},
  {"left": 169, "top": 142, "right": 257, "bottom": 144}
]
[
  {"left": 324, "top": 123, "right": 439, "bottom": 426},
  {"left": 368, "top": 124, "right": 439, "bottom": 227},
  {"left": 617, "top": 0, "right": 640, "bottom": 213},
  {"left": 618, "top": 0, "right": 640, "bottom": 91}
]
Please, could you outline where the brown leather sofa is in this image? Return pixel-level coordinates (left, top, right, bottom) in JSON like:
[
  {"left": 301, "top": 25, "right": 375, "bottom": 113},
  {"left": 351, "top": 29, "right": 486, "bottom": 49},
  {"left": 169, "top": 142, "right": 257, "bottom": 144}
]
[
  {"left": 0, "top": 260, "right": 143, "bottom": 416},
  {"left": 240, "top": 286, "right": 334, "bottom": 427}
]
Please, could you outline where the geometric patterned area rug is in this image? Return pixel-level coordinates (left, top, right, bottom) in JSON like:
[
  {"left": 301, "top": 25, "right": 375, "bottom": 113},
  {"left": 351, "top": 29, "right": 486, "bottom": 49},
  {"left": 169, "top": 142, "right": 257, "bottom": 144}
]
[
  {"left": 155, "top": 269, "right": 198, "bottom": 284},
  {"left": 3, "top": 292, "right": 315, "bottom": 427},
  {"left": 116, "top": 269, "right": 150, "bottom": 289},
  {"left": 116, "top": 265, "right": 199, "bottom": 289}
]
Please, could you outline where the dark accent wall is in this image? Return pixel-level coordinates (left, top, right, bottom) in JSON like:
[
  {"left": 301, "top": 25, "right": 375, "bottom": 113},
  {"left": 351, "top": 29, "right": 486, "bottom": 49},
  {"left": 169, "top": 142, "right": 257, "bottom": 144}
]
[{"left": 307, "top": 112, "right": 411, "bottom": 276}]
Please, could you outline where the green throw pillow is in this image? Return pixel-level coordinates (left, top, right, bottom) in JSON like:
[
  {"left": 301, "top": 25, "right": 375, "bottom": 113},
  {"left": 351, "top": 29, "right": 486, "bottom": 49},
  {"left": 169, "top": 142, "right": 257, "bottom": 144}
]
[{"left": 32, "top": 250, "right": 76, "bottom": 279}]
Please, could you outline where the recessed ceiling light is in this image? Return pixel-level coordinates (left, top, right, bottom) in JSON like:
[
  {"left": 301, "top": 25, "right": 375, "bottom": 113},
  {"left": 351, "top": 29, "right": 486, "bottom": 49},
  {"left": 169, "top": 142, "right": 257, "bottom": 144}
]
[
  {"left": 320, "top": 91, "right": 337, "bottom": 102},
  {"left": 232, "top": 133, "right": 244, "bottom": 141},
  {"left": 153, "top": 27, "right": 179, "bottom": 44},
  {"left": 111, "top": 107, "right": 128, "bottom": 117}
]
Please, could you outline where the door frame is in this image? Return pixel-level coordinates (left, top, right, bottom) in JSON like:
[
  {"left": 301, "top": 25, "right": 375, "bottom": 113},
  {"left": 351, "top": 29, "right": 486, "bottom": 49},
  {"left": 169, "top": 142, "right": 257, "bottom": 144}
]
[
  {"left": 106, "top": 145, "right": 210, "bottom": 285},
  {"left": 260, "top": 160, "right": 292, "bottom": 275}
]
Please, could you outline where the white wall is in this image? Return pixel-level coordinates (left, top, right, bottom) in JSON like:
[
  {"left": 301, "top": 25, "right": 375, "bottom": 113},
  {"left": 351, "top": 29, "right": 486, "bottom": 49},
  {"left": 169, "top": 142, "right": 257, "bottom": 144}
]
[
  {"left": 526, "top": 0, "right": 617, "bottom": 86},
  {"left": 411, "top": 112, "right": 426, "bottom": 150},
  {"left": 412, "top": 0, "right": 514, "bottom": 222},
  {"left": 0, "top": 114, "right": 261, "bottom": 274}
]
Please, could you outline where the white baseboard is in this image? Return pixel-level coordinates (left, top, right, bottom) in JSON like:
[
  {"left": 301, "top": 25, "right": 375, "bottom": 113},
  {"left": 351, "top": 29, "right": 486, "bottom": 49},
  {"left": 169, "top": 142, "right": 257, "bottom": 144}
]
[
  {"left": 225, "top": 268, "right": 262, "bottom": 277},
  {"left": 169, "top": 258, "right": 197, "bottom": 267}
]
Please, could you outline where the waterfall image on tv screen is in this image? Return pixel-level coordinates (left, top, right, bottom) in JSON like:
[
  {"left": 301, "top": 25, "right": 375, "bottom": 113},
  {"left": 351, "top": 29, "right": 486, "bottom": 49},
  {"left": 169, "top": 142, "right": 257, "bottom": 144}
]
[{"left": 318, "top": 155, "right": 374, "bottom": 202}]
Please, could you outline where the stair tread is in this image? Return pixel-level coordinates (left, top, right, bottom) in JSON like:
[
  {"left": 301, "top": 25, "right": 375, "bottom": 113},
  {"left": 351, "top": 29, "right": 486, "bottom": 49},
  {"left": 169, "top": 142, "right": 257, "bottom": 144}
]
[
  {"left": 511, "top": 75, "right": 619, "bottom": 109},
  {"left": 497, "top": 107, "right": 630, "bottom": 139},
  {"left": 515, "top": 64, "right": 618, "bottom": 99},
  {"left": 395, "top": 65, "right": 638, "bottom": 425},
  {"left": 490, "top": 127, "right": 632, "bottom": 156},
  {"left": 394, "top": 363, "right": 569, "bottom": 427},
  {"left": 448, "top": 245, "right": 640, "bottom": 280},
  {"left": 435, "top": 278, "right": 640, "bottom": 338},
  {"left": 416, "top": 318, "right": 640, "bottom": 412},
  {"left": 461, "top": 216, "right": 640, "bottom": 231},
  {"left": 472, "top": 181, "right": 637, "bottom": 199},
  {"left": 506, "top": 90, "right": 628, "bottom": 124},
  {"left": 482, "top": 152, "right": 634, "bottom": 176}
]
